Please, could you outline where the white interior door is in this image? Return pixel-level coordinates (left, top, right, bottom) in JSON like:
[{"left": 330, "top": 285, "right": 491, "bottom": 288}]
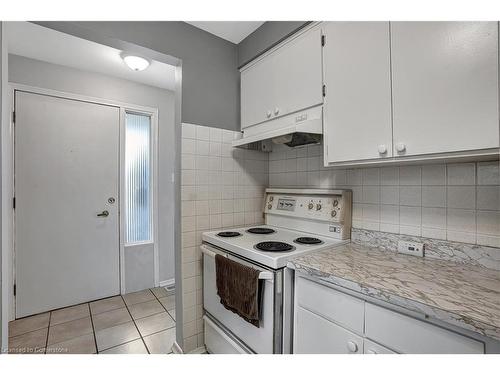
[{"left": 15, "top": 90, "right": 120, "bottom": 318}]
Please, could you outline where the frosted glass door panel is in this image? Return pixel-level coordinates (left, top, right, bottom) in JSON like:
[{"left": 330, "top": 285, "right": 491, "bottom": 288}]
[{"left": 125, "top": 112, "right": 152, "bottom": 243}]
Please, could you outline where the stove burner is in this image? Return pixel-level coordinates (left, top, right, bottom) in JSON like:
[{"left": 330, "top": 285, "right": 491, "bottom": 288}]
[
  {"left": 247, "top": 227, "right": 276, "bottom": 235},
  {"left": 216, "top": 231, "right": 242, "bottom": 238},
  {"left": 294, "top": 237, "right": 324, "bottom": 245},
  {"left": 255, "top": 241, "right": 294, "bottom": 252}
]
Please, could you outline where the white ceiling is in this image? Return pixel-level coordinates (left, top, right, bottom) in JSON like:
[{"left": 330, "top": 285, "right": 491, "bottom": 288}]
[
  {"left": 6, "top": 22, "right": 176, "bottom": 91},
  {"left": 186, "top": 21, "right": 264, "bottom": 44}
]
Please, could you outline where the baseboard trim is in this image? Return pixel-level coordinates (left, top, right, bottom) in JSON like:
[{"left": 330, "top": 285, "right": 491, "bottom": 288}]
[{"left": 159, "top": 278, "right": 175, "bottom": 288}]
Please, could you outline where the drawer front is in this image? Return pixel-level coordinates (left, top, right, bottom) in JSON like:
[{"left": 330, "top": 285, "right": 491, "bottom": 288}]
[
  {"left": 363, "top": 339, "right": 397, "bottom": 354},
  {"left": 296, "top": 276, "right": 364, "bottom": 334},
  {"left": 365, "top": 303, "right": 484, "bottom": 354},
  {"left": 294, "top": 306, "right": 363, "bottom": 354},
  {"left": 204, "top": 316, "right": 250, "bottom": 354}
]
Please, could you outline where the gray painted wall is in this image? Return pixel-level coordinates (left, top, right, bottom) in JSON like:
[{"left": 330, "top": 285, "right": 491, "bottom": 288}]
[
  {"left": 237, "top": 21, "right": 309, "bottom": 67},
  {"left": 34, "top": 21, "right": 311, "bottom": 131},
  {"left": 8, "top": 54, "right": 176, "bottom": 286},
  {"left": 36, "top": 21, "right": 240, "bottom": 131}
]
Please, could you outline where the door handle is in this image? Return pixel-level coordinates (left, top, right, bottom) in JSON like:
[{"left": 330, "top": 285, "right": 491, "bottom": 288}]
[{"left": 97, "top": 210, "right": 109, "bottom": 217}]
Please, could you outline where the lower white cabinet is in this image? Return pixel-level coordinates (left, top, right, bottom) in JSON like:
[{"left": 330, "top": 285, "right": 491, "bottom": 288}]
[
  {"left": 294, "top": 306, "right": 363, "bottom": 354},
  {"left": 364, "top": 303, "right": 484, "bottom": 354},
  {"left": 293, "top": 276, "right": 486, "bottom": 354}
]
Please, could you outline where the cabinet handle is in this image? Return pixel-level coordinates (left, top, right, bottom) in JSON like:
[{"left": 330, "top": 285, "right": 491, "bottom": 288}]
[
  {"left": 347, "top": 341, "right": 358, "bottom": 353},
  {"left": 274, "top": 107, "right": 280, "bottom": 116},
  {"left": 396, "top": 143, "right": 406, "bottom": 153},
  {"left": 266, "top": 110, "right": 272, "bottom": 118},
  {"left": 378, "top": 144, "right": 387, "bottom": 154}
]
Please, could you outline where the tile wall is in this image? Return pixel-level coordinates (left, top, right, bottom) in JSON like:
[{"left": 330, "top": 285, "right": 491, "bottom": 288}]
[
  {"left": 180, "top": 123, "right": 268, "bottom": 351},
  {"left": 268, "top": 144, "right": 500, "bottom": 248}
]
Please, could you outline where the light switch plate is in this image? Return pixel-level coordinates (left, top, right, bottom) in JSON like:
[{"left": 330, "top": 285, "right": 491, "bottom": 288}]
[{"left": 397, "top": 240, "right": 424, "bottom": 257}]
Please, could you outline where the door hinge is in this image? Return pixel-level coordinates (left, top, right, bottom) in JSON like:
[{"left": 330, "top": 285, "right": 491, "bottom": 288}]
[
  {"left": 14, "top": 284, "right": 16, "bottom": 296},
  {"left": 12, "top": 111, "right": 16, "bottom": 124},
  {"left": 13, "top": 197, "right": 16, "bottom": 209},
  {"left": 322, "top": 84, "right": 326, "bottom": 97},
  {"left": 321, "top": 34, "right": 326, "bottom": 47}
]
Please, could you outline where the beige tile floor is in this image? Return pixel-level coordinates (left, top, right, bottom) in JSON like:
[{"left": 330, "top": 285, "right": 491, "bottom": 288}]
[{"left": 8, "top": 287, "right": 176, "bottom": 354}]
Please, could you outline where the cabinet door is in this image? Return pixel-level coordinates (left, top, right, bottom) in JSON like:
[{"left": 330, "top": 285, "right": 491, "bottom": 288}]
[
  {"left": 391, "top": 22, "right": 499, "bottom": 156},
  {"left": 294, "top": 306, "right": 363, "bottom": 354},
  {"left": 241, "top": 25, "right": 323, "bottom": 129},
  {"left": 323, "top": 22, "right": 393, "bottom": 164}
]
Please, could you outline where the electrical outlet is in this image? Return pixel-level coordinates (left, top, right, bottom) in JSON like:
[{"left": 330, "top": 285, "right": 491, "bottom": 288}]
[{"left": 397, "top": 240, "right": 424, "bottom": 257}]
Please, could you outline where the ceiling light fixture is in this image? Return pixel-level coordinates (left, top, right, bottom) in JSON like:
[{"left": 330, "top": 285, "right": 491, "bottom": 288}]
[{"left": 122, "top": 54, "right": 150, "bottom": 71}]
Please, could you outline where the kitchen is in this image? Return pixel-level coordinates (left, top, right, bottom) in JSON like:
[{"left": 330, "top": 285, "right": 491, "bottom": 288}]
[
  {"left": 0, "top": 1, "right": 499, "bottom": 373},
  {"left": 184, "top": 21, "right": 500, "bottom": 354}
]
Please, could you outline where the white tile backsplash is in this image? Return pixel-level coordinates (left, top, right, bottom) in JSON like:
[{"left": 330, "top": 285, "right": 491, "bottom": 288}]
[
  {"left": 477, "top": 161, "right": 500, "bottom": 185},
  {"left": 399, "top": 186, "right": 422, "bottom": 206},
  {"left": 421, "top": 164, "right": 446, "bottom": 185},
  {"left": 399, "top": 166, "right": 421, "bottom": 185},
  {"left": 362, "top": 186, "right": 380, "bottom": 204},
  {"left": 380, "top": 167, "right": 399, "bottom": 185},
  {"left": 447, "top": 163, "right": 476, "bottom": 185},
  {"left": 447, "top": 186, "right": 476, "bottom": 209},
  {"left": 362, "top": 168, "right": 380, "bottom": 185},
  {"left": 477, "top": 186, "right": 500, "bottom": 210},
  {"left": 422, "top": 207, "right": 446, "bottom": 229},
  {"left": 380, "top": 186, "right": 399, "bottom": 205},
  {"left": 422, "top": 186, "right": 446, "bottom": 208},
  {"left": 181, "top": 123, "right": 268, "bottom": 350},
  {"left": 268, "top": 144, "right": 500, "bottom": 247}
]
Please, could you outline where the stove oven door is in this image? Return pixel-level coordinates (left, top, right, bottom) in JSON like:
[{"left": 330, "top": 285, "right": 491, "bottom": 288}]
[{"left": 202, "top": 243, "right": 278, "bottom": 354}]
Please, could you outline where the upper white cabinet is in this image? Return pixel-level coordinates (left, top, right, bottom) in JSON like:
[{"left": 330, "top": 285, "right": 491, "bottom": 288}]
[
  {"left": 323, "top": 22, "right": 393, "bottom": 163},
  {"left": 391, "top": 22, "right": 499, "bottom": 157},
  {"left": 323, "top": 21, "right": 500, "bottom": 166},
  {"left": 240, "top": 25, "right": 323, "bottom": 129}
]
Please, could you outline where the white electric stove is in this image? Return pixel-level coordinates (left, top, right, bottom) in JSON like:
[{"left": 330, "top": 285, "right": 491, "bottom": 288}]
[
  {"left": 202, "top": 188, "right": 352, "bottom": 354},
  {"left": 202, "top": 225, "right": 347, "bottom": 269}
]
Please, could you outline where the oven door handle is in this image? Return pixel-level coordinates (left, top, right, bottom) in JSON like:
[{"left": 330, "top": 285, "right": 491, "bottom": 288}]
[{"left": 201, "top": 245, "right": 274, "bottom": 280}]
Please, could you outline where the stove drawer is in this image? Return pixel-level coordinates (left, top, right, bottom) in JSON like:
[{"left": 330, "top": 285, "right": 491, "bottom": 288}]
[
  {"left": 295, "top": 276, "right": 365, "bottom": 334},
  {"left": 204, "top": 316, "right": 251, "bottom": 354}
]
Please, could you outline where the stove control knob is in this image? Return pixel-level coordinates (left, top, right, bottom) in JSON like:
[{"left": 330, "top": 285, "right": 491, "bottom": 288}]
[
  {"left": 268, "top": 204, "right": 272, "bottom": 209},
  {"left": 333, "top": 199, "right": 339, "bottom": 207},
  {"left": 316, "top": 204, "right": 322, "bottom": 211},
  {"left": 331, "top": 210, "right": 337, "bottom": 218},
  {"left": 308, "top": 202, "right": 314, "bottom": 210}
]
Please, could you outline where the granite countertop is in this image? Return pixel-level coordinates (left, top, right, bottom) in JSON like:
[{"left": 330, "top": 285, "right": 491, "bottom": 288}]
[{"left": 288, "top": 243, "right": 500, "bottom": 341}]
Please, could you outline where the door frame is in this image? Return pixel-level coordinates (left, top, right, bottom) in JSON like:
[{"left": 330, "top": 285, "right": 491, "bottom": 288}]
[{"left": 8, "top": 83, "right": 159, "bottom": 318}]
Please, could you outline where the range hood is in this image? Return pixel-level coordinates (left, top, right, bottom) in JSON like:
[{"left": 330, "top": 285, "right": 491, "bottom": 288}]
[{"left": 233, "top": 105, "right": 323, "bottom": 149}]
